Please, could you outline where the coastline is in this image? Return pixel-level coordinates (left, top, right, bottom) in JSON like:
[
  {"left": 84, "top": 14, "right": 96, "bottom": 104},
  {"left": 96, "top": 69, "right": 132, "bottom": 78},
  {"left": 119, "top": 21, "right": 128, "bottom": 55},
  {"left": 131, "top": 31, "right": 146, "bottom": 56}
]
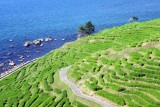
[
  {"left": 0, "top": 34, "right": 77, "bottom": 73},
  {"left": 0, "top": 36, "right": 77, "bottom": 81},
  {"left": 0, "top": 18, "right": 159, "bottom": 81},
  {"left": 0, "top": 58, "right": 38, "bottom": 81}
]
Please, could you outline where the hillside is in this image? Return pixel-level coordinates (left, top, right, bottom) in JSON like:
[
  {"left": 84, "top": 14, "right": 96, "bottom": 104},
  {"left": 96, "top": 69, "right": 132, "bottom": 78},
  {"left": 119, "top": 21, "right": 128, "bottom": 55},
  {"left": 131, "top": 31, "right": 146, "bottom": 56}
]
[{"left": 0, "top": 19, "right": 160, "bottom": 107}]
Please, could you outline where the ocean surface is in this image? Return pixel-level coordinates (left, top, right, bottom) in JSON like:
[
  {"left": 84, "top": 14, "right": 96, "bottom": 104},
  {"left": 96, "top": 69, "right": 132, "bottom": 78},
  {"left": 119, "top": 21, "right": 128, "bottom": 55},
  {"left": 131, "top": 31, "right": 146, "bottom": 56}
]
[{"left": 0, "top": 0, "right": 160, "bottom": 72}]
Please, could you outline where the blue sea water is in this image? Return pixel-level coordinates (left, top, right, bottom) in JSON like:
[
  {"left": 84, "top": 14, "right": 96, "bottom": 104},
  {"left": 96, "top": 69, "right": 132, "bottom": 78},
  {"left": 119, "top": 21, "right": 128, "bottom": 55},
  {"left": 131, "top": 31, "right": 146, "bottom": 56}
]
[{"left": 0, "top": 0, "right": 160, "bottom": 72}]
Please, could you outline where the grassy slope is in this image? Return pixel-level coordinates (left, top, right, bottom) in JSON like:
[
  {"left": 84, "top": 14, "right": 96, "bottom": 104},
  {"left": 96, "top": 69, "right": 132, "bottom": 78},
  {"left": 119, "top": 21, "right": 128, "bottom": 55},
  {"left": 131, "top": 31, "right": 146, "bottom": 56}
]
[{"left": 0, "top": 19, "right": 160, "bottom": 107}]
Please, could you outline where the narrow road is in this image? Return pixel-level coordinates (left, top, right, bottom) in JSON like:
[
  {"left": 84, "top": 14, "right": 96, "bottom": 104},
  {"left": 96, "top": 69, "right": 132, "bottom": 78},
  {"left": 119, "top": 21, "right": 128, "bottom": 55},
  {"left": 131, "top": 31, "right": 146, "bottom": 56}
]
[{"left": 59, "top": 67, "right": 114, "bottom": 107}]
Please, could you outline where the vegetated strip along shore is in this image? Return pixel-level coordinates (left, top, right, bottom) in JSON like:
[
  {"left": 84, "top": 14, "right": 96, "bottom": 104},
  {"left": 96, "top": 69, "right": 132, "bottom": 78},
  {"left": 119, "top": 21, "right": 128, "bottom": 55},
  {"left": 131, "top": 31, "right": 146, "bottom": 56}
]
[
  {"left": 0, "top": 58, "right": 38, "bottom": 80},
  {"left": 59, "top": 67, "right": 114, "bottom": 107}
]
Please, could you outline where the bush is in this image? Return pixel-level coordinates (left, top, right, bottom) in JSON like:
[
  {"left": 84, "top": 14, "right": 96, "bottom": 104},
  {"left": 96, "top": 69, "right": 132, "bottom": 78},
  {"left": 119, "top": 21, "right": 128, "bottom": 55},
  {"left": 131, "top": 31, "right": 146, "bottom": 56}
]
[{"left": 78, "top": 21, "right": 95, "bottom": 37}]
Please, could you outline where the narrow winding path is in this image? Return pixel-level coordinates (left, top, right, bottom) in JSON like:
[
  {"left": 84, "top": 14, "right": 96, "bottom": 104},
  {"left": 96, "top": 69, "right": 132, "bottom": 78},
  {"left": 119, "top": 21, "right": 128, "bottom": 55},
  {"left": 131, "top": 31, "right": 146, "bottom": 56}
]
[{"left": 59, "top": 67, "right": 114, "bottom": 107}]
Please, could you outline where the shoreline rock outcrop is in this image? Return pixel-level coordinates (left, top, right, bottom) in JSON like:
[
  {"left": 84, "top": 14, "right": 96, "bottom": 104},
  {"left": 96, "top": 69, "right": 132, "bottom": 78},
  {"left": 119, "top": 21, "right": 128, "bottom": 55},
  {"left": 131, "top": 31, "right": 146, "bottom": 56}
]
[
  {"left": 40, "top": 44, "right": 44, "bottom": 47},
  {"left": 23, "top": 36, "right": 52, "bottom": 47},
  {"left": 33, "top": 40, "right": 41, "bottom": 45},
  {"left": 45, "top": 37, "right": 52, "bottom": 42},
  {"left": 9, "top": 39, "right": 13, "bottom": 42},
  {"left": 9, "top": 60, "right": 15, "bottom": 66},
  {"left": 0, "top": 63, "right": 4, "bottom": 67},
  {"left": 23, "top": 41, "right": 33, "bottom": 47}
]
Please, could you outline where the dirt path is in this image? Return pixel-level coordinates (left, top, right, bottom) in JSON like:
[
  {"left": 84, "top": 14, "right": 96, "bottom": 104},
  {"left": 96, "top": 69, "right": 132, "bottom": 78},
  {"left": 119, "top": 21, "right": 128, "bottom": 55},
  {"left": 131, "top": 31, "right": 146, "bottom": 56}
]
[{"left": 59, "top": 67, "right": 114, "bottom": 107}]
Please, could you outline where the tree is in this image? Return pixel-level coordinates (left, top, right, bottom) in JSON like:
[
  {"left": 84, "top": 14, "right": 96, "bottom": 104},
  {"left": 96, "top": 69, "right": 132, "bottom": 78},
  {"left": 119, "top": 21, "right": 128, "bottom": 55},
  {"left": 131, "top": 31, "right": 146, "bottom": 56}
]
[
  {"left": 77, "top": 21, "right": 95, "bottom": 38},
  {"left": 129, "top": 16, "right": 138, "bottom": 23},
  {"left": 78, "top": 25, "right": 86, "bottom": 35},
  {"left": 85, "top": 21, "right": 95, "bottom": 35}
]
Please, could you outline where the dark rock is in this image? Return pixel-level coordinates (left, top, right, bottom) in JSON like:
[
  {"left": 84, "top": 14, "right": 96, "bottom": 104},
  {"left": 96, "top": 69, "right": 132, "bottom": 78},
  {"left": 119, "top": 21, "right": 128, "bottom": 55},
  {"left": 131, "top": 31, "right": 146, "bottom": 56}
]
[{"left": 24, "top": 41, "right": 33, "bottom": 47}]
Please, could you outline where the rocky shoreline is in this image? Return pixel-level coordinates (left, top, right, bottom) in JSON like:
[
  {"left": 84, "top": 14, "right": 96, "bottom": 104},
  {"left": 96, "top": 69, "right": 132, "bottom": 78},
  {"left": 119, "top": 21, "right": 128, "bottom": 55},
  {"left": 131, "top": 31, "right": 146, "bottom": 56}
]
[
  {"left": 0, "top": 36, "right": 54, "bottom": 71},
  {"left": 0, "top": 35, "right": 69, "bottom": 80},
  {"left": 0, "top": 33, "right": 77, "bottom": 74},
  {"left": 23, "top": 36, "right": 52, "bottom": 47},
  {"left": 0, "top": 58, "right": 38, "bottom": 80}
]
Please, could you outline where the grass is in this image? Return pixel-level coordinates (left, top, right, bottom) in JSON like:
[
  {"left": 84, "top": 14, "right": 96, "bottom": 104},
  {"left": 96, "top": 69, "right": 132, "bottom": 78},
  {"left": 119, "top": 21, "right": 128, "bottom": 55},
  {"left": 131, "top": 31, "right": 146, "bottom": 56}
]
[{"left": 1, "top": 18, "right": 160, "bottom": 107}]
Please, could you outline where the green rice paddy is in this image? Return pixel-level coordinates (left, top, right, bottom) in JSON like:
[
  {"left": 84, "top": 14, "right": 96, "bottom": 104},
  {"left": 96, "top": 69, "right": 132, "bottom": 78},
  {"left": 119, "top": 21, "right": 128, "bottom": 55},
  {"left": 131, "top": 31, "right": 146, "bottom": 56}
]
[{"left": 1, "top": 19, "right": 160, "bottom": 107}]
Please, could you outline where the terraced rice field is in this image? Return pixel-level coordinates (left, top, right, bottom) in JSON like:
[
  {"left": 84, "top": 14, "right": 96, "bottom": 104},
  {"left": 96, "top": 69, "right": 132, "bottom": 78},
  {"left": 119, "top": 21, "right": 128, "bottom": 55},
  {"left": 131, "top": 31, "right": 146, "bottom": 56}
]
[
  {"left": 68, "top": 46, "right": 160, "bottom": 106},
  {"left": 0, "top": 19, "right": 160, "bottom": 107}
]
